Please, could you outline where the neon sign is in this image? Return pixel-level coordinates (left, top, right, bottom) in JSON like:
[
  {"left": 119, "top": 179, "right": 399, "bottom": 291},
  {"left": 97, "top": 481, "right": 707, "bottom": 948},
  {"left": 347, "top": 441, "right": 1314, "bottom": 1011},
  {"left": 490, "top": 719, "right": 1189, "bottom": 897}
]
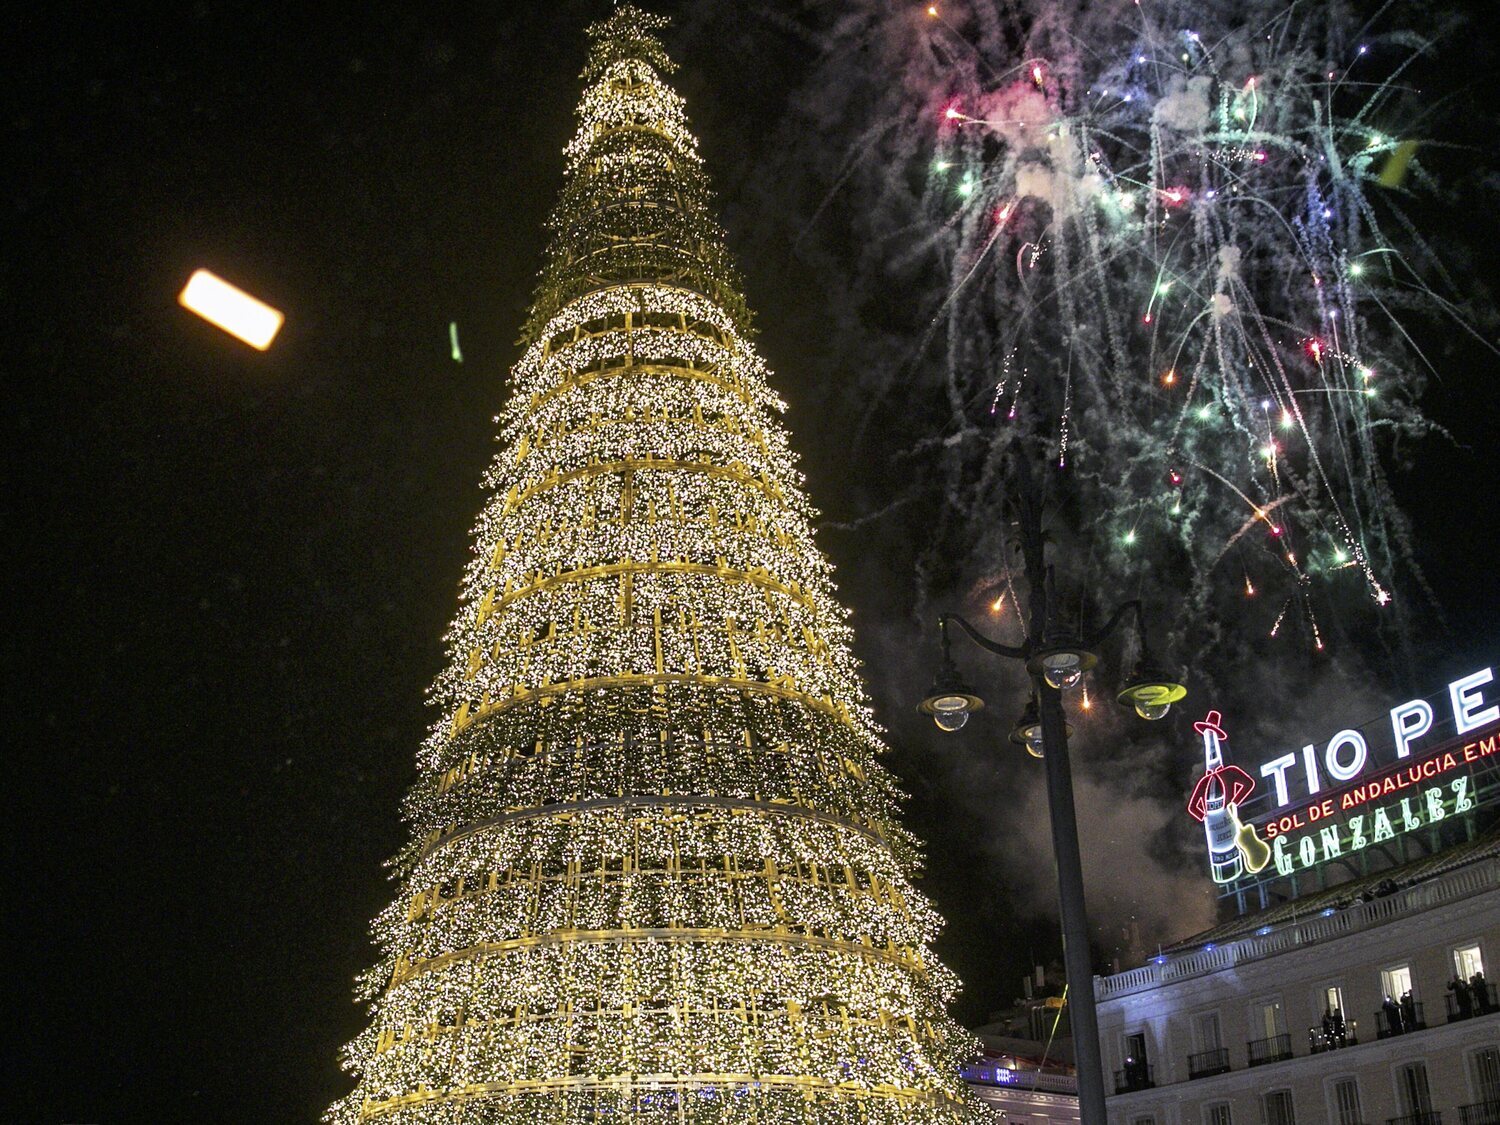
[
  {"left": 1186, "top": 711, "right": 1271, "bottom": 883},
  {"left": 1256, "top": 667, "right": 1498, "bottom": 810},
  {"left": 1263, "top": 729, "right": 1499, "bottom": 836},
  {"left": 1188, "top": 668, "right": 1498, "bottom": 889},
  {"left": 1264, "top": 778, "right": 1478, "bottom": 877}
]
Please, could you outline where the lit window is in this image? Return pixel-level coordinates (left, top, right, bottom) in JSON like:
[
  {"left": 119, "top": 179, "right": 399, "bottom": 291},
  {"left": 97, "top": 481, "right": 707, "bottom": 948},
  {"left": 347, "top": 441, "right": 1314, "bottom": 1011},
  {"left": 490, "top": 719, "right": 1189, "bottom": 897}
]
[
  {"left": 1315, "top": 987, "right": 1352, "bottom": 1051},
  {"left": 1381, "top": 964, "right": 1414, "bottom": 1001},
  {"left": 1323, "top": 985, "right": 1345, "bottom": 1018},
  {"left": 1256, "top": 999, "right": 1286, "bottom": 1038},
  {"left": 1456, "top": 944, "right": 1485, "bottom": 980}
]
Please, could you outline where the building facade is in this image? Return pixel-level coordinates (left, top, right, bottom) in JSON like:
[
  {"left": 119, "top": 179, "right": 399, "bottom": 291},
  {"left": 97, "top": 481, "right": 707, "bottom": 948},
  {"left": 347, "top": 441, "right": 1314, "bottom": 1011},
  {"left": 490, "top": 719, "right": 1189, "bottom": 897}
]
[
  {"left": 962, "top": 1047, "right": 1080, "bottom": 1123},
  {"left": 1094, "top": 839, "right": 1500, "bottom": 1125}
]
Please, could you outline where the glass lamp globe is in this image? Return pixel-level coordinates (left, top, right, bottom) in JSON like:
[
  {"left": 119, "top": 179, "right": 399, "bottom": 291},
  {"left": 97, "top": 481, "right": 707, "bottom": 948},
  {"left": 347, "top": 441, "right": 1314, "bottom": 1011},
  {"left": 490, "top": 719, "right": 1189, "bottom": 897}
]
[
  {"left": 1009, "top": 699, "right": 1073, "bottom": 758},
  {"left": 1040, "top": 651, "right": 1086, "bottom": 691},
  {"left": 918, "top": 662, "right": 984, "bottom": 732},
  {"left": 1029, "top": 641, "right": 1097, "bottom": 691},
  {"left": 932, "top": 708, "right": 971, "bottom": 732},
  {"left": 1133, "top": 698, "right": 1173, "bottom": 721}
]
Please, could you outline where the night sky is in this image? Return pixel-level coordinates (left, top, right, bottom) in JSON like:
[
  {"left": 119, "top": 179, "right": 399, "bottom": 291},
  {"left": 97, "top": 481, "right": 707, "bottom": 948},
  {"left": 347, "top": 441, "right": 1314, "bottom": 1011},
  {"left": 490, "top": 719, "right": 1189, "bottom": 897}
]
[{"left": 8, "top": 2, "right": 1500, "bottom": 1122}]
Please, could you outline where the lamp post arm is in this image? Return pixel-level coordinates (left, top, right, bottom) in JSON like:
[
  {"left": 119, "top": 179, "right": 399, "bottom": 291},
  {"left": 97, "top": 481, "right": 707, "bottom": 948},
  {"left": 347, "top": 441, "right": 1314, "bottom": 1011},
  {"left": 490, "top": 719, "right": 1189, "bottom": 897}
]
[
  {"left": 1087, "top": 598, "right": 1143, "bottom": 650},
  {"left": 939, "top": 613, "right": 1029, "bottom": 662}
]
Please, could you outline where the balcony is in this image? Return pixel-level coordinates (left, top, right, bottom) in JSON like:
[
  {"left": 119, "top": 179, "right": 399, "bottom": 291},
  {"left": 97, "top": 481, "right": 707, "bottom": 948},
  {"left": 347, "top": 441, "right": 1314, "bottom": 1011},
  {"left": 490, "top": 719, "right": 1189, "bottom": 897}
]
[
  {"left": 959, "top": 1063, "right": 1078, "bottom": 1094},
  {"left": 1095, "top": 860, "right": 1500, "bottom": 1003},
  {"left": 1386, "top": 1114, "right": 1441, "bottom": 1125},
  {"left": 1445, "top": 984, "right": 1499, "bottom": 1023},
  {"left": 1114, "top": 1061, "right": 1154, "bottom": 1093},
  {"left": 1247, "top": 1032, "right": 1293, "bottom": 1067},
  {"left": 1374, "top": 1000, "right": 1427, "bottom": 1038},
  {"left": 1307, "top": 1024, "right": 1359, "bottom": 1053},
  {"left": 1458, "top": 1102, "right": 1500, "bottom": 1125},
  {"left": 1187, "top": 1046, "right": 1231, "bottom": 1078}
]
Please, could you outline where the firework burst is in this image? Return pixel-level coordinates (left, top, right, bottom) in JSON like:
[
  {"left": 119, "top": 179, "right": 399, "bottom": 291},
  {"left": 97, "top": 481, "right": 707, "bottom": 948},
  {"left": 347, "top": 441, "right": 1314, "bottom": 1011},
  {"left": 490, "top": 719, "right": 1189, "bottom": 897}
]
[{"left": 788, "top": 0, "right": 1479, "bottom": 675}]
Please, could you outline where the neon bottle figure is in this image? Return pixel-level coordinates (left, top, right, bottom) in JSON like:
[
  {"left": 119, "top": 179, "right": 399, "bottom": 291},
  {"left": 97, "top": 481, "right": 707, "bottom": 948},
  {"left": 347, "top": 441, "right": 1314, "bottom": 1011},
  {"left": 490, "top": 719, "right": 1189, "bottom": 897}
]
[
  {"left": 1195, "top": 711, "right": 1242, "bottom": 883},
  {"left": 1203, "top": 772, "right": 1241, "bottom": 882}
]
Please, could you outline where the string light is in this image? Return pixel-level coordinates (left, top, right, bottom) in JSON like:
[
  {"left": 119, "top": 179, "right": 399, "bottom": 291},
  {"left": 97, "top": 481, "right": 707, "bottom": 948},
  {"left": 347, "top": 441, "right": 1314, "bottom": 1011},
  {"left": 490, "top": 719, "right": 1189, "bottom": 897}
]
[{"left": 329, "top": 9, "right": 982, "bottom": 1124}]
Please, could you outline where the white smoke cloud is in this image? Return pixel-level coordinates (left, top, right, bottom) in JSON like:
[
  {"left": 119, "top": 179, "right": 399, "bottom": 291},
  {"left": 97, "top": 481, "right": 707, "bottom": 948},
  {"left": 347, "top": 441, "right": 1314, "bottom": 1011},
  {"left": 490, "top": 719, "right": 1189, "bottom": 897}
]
[
  {"left": 1153, "top": 75, "right": 1212, "bottom": 134},
  {"left": 1014, "top": 127, "right": 1103, "bottom": 216},
  {"left": 976, "top": 82, "right": 1055, "bottom": 143}
]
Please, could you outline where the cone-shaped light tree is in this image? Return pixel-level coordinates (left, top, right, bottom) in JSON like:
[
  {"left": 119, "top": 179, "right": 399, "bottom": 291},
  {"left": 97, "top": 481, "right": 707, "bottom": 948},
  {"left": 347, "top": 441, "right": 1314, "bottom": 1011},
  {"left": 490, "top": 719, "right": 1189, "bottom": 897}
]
[{"left": 329, "top": 9, "right": 984, "bottom": 1124}]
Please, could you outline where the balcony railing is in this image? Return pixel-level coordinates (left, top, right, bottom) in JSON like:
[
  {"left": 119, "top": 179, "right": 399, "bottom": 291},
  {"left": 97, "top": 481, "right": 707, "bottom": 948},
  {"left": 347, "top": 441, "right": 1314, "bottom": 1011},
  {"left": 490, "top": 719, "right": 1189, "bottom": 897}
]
[
  {"left": 1247, "top": 1032, "right": 1293, "bottom": 1067},
  {"left": 1458, "top": 1101, "right": 1500, "bottom": 1125},
  {"left": 1375, "top": 1000, "right": 1426, "bottom": 1038},
  {"left": 1445, "top": 984, "right": 1499, "bottom": 1022},
  {"left": 1386, "top": 1113, "right": 1441, "bottom": 1125},
  {"left": 1113, "top": 1061, "right": 1154, "bottom": 1093},
  {"left": 1307, "top": 1024, "right": 1359, "bottom": 1053},
  {"left": 959, "top": 1063, "right": 1078, "bottom": 1094},
  {"left": 1187, "top": 1046, "right": 1231, "bottom": 1078},
  {"left": 1096, "top": 859, "right": 1500, "bottom": 1002}
]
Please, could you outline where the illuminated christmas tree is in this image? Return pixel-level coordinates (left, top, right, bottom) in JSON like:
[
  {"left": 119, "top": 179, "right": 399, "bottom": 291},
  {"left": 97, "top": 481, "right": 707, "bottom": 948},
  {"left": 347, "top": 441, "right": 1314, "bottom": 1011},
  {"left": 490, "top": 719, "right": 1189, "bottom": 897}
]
[{"left": 328, "top": 8, "right": 982, "bottom": 1124}]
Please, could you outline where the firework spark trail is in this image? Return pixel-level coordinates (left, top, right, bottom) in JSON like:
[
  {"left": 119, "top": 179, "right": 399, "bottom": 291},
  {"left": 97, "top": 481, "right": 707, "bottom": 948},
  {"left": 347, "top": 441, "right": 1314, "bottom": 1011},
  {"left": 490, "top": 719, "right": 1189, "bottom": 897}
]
[
  {"left": 663, "top": 0, "right": 1488, "bottom": 959},
  {"left": 778, "top": 0, "right": 1473, "bottom": 674}
]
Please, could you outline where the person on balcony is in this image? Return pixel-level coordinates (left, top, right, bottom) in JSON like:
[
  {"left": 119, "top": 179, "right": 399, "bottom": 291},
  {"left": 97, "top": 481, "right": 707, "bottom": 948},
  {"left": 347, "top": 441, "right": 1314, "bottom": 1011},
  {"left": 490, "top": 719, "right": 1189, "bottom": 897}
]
[
  {"left": 1450, "top": 975, "right": 1474, "bottom": 1019},
  {"left": 1383, "top": 994, "right": 1404, "bottom": 1035}
]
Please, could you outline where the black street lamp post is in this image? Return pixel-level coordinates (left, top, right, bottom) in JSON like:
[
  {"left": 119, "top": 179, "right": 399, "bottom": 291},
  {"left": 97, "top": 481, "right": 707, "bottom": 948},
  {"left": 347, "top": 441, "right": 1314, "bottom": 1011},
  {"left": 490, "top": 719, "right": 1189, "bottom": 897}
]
[{"left": 918, "top": 452, "right": 1185, "bottom": 1125}]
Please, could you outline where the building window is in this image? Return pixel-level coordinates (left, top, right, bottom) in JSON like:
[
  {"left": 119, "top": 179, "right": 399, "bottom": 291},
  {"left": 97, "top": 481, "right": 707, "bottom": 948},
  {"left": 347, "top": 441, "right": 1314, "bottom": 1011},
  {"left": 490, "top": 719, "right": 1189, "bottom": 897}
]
[
  {"left": 1379, "top": 965, "right": 1423, "bottom": 1037},
  {"left": 1262, "top": 1000, "right": 1286, "bottom": 1038},
  {"left": 1249, "top": 1000, "right": 1291, "bottom": 1066},
  {"left": 1450, "top": 953, "right": 1497, "bottom": 1019},
  {"left": 1197, "top": 1011, "right": 1223, "bottom": 1052},
  {"left": 1120, "top": 1031, "right": 1152, "bottom": 1091},
  {"left": 1456, "top": 943, "right": 1492, "bottom": 1012},
  {"left": 1264, "top": 1089, "right": 1295, "bottom": 1125},
  {"left": 1471, "top": 1046, "right": 1500, "bottom": 1102},
  {"left": 1323, "top": 985, "right": 1346, "bottom": 1020},
  {"left": 1314, "top": 985, "right": 1352, "bottom": 1051},
  {"left": 1397, "top": 1061, "right": 1434, "bottom": 1115},
  {"left": 1382, "top": 964, "right": 1414, "bottom": 1002},
  {"left": 1204, "top": 1103, "right": 1232, "bottom": 1125},
  {"left": 1456, "top": 944, "right": 1486, "bottom": 981},
  {"left": 1254, "top": 999, "right": 1287, "bottom": 1039},
  {"left": 1132, "top": 1117, "right": 1155, "bottom": 1125},
  {"left": 1191, "top": 1010, "right": 1232, "bottom": 1077},
  {"left": 1330, "top": 1077, "right": 1362, "bottom": 1125}
]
